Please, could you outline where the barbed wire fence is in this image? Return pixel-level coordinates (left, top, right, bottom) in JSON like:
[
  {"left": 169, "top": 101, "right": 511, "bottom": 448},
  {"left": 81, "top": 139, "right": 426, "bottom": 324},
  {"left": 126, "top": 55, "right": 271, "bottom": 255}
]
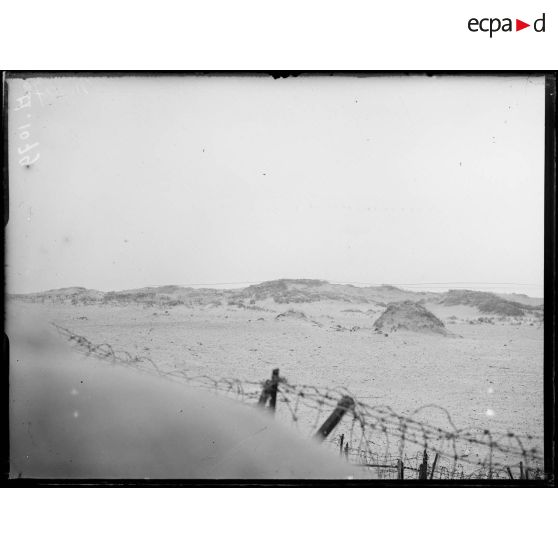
[{"left": 51, "top": 323, "right": 545, "bottom": 480}]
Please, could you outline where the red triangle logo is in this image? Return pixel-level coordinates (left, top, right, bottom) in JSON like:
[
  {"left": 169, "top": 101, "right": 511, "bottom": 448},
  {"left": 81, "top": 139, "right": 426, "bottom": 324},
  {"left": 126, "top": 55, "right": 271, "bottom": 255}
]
[{"left": 516, "top": 19, "right": 530, "bottom": 31}]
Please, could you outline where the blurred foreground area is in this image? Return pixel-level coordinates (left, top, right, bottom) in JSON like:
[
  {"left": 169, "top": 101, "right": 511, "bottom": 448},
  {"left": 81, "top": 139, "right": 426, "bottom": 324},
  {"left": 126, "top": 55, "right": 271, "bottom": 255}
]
[{"left": 8, "top": 307, "right": 354, "bottom": 479}]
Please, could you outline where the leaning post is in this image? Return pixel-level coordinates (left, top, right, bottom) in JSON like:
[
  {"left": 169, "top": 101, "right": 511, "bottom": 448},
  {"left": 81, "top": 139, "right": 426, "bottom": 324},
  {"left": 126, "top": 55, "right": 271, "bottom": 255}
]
[{"left": 313, "top": 396, "right": 355, "bottom": 441}]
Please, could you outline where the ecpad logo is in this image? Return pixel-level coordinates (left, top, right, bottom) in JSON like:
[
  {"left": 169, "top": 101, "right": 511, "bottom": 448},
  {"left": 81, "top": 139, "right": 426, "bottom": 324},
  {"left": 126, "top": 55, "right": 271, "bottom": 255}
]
[{"left": 468, "top": 13, "right": 546, "bottom": 37}]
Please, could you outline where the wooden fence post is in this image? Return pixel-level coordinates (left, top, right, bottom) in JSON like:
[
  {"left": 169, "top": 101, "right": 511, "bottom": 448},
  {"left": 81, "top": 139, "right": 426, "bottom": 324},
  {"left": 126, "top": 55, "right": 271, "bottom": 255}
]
[
  {"left": 314, "top": 396, "right": 355, "bottom": 441},
  {"left": 344, "top": 443, "right": 349, "bottom": 460},
  {"left": 429, "top": 453, "right": 439, "bottom": 480},
  {"left": 397, "top": 459, "right": 404, "bottom": 480},
  {"left": 268, "top": 368, "right": 279, "bottom": 412},
  {"left": 519, "top": 461, "right": 524, "bottom": 480},
  {"left": 339, "top": 433, "right": 345, "bottom": 456},
  {"left": 418, "top": 450, "right": 429, "bottom": 479},
  {"left": 258, "top": 368, "right": 280, "bottom": 413},
  {"left": 507, "top": 467, "right": 514, "bottom": 480}
]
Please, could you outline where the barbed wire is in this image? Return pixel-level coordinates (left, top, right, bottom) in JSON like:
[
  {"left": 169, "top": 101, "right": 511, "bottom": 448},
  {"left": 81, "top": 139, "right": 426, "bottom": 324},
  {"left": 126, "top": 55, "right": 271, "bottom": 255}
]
[{"left": 51, "top": 322, "right": 545, "bottom": 480}]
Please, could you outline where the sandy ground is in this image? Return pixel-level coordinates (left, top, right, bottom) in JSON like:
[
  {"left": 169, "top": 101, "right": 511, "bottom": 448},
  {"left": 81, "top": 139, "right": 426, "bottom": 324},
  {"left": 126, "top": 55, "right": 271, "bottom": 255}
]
[{"left": 9, "top": 300, "right": 543, "bottom": 446}]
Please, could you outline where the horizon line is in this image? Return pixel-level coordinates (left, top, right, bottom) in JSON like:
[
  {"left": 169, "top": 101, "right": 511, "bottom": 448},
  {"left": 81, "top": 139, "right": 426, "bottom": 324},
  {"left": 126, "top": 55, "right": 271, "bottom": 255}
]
[{"left": 8, "top": 278, "right": 544, "bottom": 298}]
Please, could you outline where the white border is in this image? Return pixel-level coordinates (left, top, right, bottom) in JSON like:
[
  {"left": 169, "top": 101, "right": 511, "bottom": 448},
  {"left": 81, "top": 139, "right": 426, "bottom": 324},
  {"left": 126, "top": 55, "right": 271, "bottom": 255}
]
[
  {"left": 2, "top": 1, "right": 556, "bottom": 555},
  {"left": 1, "top": 1, "right": 556, "bottom": 69},
  {"left": 1, "top": 489, "right": 557, "bottom": 557}
]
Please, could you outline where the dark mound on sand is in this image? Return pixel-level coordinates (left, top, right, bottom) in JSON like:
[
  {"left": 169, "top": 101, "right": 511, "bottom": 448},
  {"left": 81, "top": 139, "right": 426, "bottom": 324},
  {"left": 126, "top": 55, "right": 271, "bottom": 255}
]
[
  {"left": 373, "top": 301, "right": 453, "bottom": 336},
  {"left": 440, "top": 290, "right": 540, "bottom": 317}
]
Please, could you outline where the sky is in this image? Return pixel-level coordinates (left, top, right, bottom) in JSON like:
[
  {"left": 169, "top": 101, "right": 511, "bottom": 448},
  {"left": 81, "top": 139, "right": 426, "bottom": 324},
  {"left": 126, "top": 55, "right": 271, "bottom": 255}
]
[{"left": 7, "top": 75, "right": 546, "bottom": 297}]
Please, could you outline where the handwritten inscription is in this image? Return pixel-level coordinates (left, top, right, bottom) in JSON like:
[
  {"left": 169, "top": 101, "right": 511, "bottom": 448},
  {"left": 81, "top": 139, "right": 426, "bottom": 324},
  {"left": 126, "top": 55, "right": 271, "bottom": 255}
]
[
  {"left": 14, "top": 85, "right": 40, "bottom": 167},
  {"left": 13, "top": 77, "right": 92, "bottom": 168}
]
